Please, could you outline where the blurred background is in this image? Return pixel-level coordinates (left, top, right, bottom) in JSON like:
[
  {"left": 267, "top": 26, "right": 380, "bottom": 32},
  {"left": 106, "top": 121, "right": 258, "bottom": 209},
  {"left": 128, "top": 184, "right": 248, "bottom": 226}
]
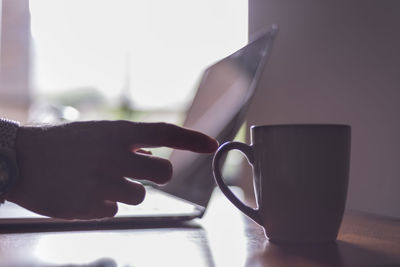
[{"left": 0, "top": 0, "right": 247, "bottom": 124}]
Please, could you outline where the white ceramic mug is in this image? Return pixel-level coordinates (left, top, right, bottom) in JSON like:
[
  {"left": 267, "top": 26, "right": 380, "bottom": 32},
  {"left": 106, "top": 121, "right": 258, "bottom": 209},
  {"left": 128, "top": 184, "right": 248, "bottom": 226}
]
[{"left": 213, "top": 124, "right": 351, "bottom": 243}]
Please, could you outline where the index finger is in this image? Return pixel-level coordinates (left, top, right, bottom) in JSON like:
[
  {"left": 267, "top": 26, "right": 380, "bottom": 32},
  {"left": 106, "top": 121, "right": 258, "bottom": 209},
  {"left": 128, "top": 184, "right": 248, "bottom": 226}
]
[{"left": 124, "top": 122, "right": 219, "bottom": 153}]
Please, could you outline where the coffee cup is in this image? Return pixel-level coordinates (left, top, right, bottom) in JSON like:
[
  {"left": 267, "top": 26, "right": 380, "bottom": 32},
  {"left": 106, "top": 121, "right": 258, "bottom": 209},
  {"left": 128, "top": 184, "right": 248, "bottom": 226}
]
[{"left": 212, "top": 124, "right": 351, "bottom": 243}]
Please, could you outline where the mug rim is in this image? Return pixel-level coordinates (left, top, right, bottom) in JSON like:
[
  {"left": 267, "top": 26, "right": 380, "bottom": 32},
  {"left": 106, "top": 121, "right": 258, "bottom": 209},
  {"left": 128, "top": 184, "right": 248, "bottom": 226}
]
[{"left": 251, "top": 124, "right": 351, "bottom": 130}]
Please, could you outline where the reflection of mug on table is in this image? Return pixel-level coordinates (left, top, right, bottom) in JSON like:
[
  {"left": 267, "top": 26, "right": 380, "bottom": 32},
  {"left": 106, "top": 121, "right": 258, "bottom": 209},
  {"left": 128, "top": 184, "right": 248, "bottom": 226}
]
[{"left": 213, "top": 124, "right": 351, "bottom": 243}]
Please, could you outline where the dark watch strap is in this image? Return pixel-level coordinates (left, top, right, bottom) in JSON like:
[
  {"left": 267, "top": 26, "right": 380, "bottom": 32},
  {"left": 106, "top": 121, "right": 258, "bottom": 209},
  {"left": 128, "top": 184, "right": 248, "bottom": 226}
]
[
  {"left": 0, "top": 118, "right": 20, "bottom": 203},
  {"left": 0, "top": 118, "right": 20, "bottom": 150}
]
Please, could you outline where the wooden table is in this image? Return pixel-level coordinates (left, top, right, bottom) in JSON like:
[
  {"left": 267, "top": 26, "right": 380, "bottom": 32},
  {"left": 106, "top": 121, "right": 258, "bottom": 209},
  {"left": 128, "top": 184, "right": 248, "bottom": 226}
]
[{"left": 1, "top": 188, "right": 399, "bottom": 267}]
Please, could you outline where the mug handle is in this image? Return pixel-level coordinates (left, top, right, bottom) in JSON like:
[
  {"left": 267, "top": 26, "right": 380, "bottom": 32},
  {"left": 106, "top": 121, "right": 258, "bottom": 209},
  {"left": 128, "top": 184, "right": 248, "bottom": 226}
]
[{"left": 212, "top": 141, "right": 262, "bottom": 225}]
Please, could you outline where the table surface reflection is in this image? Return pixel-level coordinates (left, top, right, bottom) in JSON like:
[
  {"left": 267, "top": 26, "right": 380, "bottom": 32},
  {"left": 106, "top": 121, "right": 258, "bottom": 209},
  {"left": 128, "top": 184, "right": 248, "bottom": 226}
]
[{"left": 1, "top": 189, "right": 399, "bottom": 267}]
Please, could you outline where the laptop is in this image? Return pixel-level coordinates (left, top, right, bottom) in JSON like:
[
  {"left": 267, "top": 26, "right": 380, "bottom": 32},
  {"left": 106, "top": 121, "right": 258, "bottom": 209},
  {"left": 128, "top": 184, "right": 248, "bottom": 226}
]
[{"left": 0, "top": 26, "right": 278, "bottom": 226}]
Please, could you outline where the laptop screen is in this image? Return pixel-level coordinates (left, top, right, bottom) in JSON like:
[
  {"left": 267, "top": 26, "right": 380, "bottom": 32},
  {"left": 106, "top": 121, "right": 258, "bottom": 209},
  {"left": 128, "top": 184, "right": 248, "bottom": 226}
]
[{"left": 162, "top": 27, "right": 278, "bottom": 207}]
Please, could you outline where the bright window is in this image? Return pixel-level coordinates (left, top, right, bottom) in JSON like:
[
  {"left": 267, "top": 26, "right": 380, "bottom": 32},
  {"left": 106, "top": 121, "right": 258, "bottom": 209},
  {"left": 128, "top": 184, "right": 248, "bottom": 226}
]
[{"left": 29, "top": 0, "right": 248, "bottom": 116}]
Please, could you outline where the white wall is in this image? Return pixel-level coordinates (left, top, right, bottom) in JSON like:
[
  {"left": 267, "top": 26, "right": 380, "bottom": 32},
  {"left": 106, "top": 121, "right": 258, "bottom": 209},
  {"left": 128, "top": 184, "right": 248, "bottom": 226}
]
[
  {"left": 0, "top": 0, "right": 31, "bottom": 106},
  {"left": 247, "top": 0, "right": 400, "bottom": 218},
  {"left": 0, "top": 0, "right": 31, "bottom": 121}
]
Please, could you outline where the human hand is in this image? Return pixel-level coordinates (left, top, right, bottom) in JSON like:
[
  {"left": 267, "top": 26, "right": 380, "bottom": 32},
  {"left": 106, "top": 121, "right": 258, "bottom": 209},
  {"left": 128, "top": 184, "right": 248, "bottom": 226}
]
[{"left": 5, "top": 120, "right": 218, "bottom": 220}]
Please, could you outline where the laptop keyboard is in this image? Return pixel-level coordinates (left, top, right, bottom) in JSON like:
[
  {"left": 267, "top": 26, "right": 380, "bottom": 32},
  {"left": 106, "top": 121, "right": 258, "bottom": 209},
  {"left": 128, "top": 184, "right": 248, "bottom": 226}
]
[
  {"left": 0, "top": 187, "right": 198, "bottom": 220},
  {"left": 116, "top": 187, "right": 198, "bottom": 217}
]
